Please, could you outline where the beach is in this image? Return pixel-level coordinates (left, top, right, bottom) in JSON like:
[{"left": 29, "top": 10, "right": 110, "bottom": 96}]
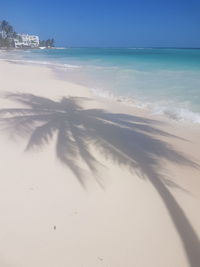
[{"left": 0, "top": 59, "right": 200, "bottom": 267}]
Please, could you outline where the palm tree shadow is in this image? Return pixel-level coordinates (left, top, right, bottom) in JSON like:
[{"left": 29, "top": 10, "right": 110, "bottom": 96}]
[{"left": 0, "top": 92, "right": 200, "bottom": 266}]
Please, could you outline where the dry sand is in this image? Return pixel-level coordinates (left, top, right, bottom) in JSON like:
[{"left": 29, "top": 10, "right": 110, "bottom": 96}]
[{"left": 0, "top": 60, "right": 200, "bottom": 267}]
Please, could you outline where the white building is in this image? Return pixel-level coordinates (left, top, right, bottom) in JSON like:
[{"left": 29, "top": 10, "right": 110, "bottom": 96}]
[
  {"left": 0, "top": 30, "right": 7, "bottom": 39},
  {"left": 14, "top": 34, "right": 40, "bottom": 48}
]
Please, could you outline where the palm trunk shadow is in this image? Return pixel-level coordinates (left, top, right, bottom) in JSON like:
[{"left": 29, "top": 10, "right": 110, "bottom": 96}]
[
  {"left": 149, "top": 172, "right": 200, "bottom": 267},
  {"left": 0, "top": 92, "right": 199, "bottom": 267}
]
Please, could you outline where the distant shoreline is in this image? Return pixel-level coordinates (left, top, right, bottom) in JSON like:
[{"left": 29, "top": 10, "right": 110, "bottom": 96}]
[{"left": 1, "top": 46, "right": 200, "bottom": 51}]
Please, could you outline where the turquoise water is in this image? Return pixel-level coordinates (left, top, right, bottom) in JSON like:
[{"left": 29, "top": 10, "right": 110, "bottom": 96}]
[{"left": 2, "top": 48, "right": 200, "bottom": 122}]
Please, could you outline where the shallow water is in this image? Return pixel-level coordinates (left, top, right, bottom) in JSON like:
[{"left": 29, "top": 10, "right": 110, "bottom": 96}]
[{"left": 1, "top": 48, "right": 200, "bottom": 123}]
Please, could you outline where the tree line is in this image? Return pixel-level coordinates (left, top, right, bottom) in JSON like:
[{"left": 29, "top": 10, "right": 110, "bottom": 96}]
[
  {"left": 0, "top": 20, "right": 17, "bottom": 47},
  {"left": 0, "top": 20, "right": 55, "bottom": 48},
  {"left": 39, "top": 38, "right": 55, "bottom": 48}
]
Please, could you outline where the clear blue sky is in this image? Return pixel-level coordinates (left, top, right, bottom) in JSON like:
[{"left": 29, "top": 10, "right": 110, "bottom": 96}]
[{"left": 1, "top": 0, "right": 200, "bottom": 47}]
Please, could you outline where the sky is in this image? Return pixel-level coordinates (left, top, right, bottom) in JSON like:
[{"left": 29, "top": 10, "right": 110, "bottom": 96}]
[{"left": 1, "top": 0, "right": 200, "bottom": 47}]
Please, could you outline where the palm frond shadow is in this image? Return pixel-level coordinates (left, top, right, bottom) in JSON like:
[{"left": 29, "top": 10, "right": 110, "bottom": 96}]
[
  {"left": 0, "top": 92, "right": 200, "bottom": 266},
  {"left": 0, "top": 93, "right": 195, "bottom": 183}
]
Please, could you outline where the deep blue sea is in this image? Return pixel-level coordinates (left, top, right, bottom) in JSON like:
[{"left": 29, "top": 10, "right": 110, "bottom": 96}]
[{"left": 1, "top": 48, "right": 200, "bottom": 123}]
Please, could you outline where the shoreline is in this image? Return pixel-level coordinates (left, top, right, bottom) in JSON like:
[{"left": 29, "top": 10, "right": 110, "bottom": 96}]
[
  {"left": 2, "top": 54, "right": 200, "bottom": 125},
  {"left": 0, "top": 59, "right": 200, "bottom": 267}
]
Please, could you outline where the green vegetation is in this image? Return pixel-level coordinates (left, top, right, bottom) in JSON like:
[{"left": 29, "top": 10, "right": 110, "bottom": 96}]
[
  {"left": 0, "top": 20, "right": 17, "bottom": 48},
  {"left": 0, "top": 20, "right": 55, "bottom": 49},
  {"left": 39, "top": 38, "right": 55, "bottom": 48}
]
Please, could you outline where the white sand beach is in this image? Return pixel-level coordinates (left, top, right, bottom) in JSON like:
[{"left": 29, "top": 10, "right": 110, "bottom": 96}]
[{"left": 0, "top": 60, "right": 200, "bottom": 267}]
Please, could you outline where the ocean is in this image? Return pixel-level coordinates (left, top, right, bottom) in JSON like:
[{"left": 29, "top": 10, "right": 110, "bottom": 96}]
[{"left": 1, "top": 47, "right": 200, "bottom": 123}]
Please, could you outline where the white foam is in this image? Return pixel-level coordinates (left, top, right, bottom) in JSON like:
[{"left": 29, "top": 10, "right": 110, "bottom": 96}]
[
  {"left": 91, "top": 88, "right": 200, "bottom": 124},
  {"left": 4, "top": 59, "right": 81, "bottom": 69},
  {"left": 152, "top": 106, "right": 200, "bottom": 123}
]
